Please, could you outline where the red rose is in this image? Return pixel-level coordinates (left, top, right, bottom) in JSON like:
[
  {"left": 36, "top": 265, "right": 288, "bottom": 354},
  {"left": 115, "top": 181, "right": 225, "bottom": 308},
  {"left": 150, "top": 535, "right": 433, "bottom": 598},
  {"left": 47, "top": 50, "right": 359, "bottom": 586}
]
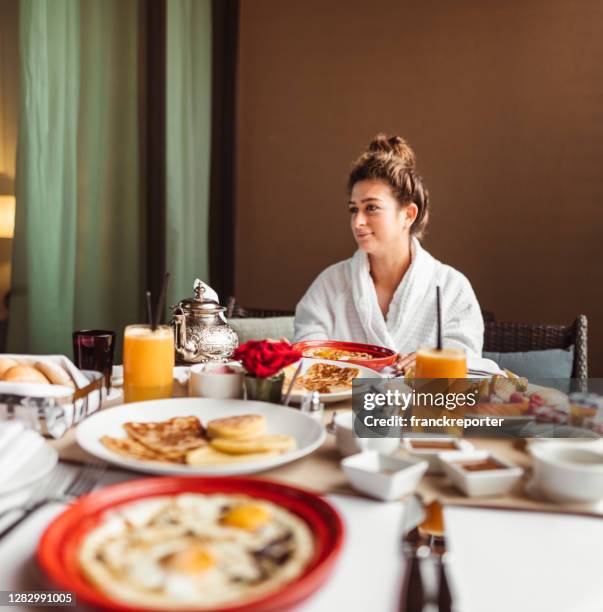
[{"left": 232, "top": 340, "right": 301, "bottom": 378}]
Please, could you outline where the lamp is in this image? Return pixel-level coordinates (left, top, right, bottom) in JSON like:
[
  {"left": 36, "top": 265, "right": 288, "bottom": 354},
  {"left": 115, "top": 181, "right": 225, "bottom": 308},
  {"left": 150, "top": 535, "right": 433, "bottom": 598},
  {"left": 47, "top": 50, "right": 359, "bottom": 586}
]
[{"left": 0, "top": 196, "right": 15, "bottom": 239}]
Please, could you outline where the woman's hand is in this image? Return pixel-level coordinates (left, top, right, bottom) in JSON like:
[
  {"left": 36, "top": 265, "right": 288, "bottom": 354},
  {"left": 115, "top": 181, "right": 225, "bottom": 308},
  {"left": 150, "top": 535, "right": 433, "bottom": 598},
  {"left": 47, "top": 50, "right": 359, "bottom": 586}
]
[
  {"left": 395, "top": 352, "right": 416, "bottom": 375},
  {"left": 266, "top": 337, "right": 291, "bottom": 344}
]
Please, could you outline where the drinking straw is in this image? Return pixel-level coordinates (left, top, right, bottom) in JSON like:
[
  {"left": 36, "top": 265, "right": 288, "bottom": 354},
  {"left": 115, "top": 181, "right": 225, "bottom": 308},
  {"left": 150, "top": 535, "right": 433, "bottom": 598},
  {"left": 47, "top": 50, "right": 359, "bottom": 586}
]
[
  {"left": 436, "top": 285, "right": 442, "bottom": 350},
  {"left": 153, "top": 272, "right": 170, "bottom": 330},
  {"left": 146, "top": 291, "right": 153, "bottom": 327}
]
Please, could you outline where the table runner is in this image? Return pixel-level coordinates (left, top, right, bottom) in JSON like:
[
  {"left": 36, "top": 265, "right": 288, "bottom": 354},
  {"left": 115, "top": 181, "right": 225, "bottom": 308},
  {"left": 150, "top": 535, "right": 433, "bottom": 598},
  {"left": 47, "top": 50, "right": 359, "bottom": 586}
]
[{"left": 49, "top": 402, "right": 603, "bottom": 516}]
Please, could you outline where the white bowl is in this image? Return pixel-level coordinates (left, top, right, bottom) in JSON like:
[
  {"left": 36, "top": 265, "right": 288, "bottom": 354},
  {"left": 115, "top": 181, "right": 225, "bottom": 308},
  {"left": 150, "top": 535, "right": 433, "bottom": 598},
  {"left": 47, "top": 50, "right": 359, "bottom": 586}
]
[
  {"left": 439, "top": 449, "right": 523, "bottom": 497},
  {"left": 330, "top": 411, "right": 400, "bottom": 457},
  {"left": 341, "top": 451, "right": 428, "bottom": 501},
  {"left": 529, "top": 442, "right": 603, "bottom": 503},
  {"left": 402, "top": 437, "right": 474, "bottom": 473},
  {"left": 188, "top": 363, "right": 244, "bottom": 399}
]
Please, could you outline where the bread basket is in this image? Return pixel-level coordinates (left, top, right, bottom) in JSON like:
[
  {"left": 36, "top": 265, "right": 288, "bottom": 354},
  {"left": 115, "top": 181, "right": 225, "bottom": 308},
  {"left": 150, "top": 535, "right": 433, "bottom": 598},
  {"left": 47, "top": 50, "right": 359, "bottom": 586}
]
[{"left": 0, "top": 354, "right": 104, "bottom": 438}]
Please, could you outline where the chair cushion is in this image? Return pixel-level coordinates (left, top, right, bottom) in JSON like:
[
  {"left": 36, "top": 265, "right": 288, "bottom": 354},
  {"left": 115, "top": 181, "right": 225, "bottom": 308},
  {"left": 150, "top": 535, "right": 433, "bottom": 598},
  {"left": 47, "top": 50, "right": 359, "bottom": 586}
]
[
  {"left": 483, "top": 347, "right": 574, "bottom": 380},
  {"left": 229, "top": 317, "right": 295, "bottom": 344}
]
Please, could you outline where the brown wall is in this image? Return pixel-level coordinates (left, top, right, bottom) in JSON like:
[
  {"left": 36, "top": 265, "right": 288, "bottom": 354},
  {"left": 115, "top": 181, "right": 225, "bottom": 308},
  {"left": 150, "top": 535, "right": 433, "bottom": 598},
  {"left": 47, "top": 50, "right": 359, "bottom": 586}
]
[{"left": 235, "top": 0, "right": 603, "bottom": 374}]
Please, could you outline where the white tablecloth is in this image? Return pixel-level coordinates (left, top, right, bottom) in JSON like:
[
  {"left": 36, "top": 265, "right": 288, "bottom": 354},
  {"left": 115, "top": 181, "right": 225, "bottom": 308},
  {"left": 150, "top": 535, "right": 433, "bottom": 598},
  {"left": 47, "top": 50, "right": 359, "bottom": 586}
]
[
  {"left": 1, "top": 462, "right": 603, "bottom": 612},
  {"left": 0, "top": 463, "right": 408, "bottom": 612}
]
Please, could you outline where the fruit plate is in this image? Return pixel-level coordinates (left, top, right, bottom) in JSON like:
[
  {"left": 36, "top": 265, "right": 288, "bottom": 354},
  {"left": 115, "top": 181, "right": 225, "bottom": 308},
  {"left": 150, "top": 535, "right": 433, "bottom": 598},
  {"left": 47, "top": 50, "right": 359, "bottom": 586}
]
[
  {"left": 291, "top": 340, "right": 397, "bottom": 371},
  {"left": 37, "top": 476, "right": 345, "bottom": 612}
]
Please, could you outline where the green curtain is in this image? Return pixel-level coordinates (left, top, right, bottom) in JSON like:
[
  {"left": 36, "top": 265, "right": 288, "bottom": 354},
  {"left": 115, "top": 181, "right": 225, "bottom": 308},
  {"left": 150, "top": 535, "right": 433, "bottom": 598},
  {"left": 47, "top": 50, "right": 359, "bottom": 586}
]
[
  {"left": 166, "top": 0, "right": 212, "bottom": 307},
  {"left": 9, "top": 0, "right": 80, "bottom": 354},
  {"left": 9, "top": 0, "right": 142, "bottom": 357},
  {"left": 10, "top": 0, "right": 212, "bottom": 356}
]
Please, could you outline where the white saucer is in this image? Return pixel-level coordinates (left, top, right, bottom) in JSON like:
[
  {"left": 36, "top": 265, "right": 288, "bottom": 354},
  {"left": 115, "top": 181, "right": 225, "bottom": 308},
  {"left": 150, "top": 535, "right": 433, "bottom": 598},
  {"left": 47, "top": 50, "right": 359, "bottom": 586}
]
[{"left": 0, "top": 443, "right": 58, "bottom": 496}]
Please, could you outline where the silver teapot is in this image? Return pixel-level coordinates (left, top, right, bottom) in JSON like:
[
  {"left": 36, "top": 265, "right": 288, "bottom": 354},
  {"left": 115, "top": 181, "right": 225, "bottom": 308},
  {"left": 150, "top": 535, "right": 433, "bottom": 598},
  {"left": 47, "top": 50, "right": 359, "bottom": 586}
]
[{"left": 171, "top": 279, "right": 239, "bottom": 364}]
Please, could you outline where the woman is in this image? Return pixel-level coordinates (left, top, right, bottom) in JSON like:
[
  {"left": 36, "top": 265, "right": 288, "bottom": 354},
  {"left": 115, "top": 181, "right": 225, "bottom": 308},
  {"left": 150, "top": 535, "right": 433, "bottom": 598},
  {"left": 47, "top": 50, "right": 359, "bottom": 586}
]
[{"left": 294, "top": 134, "right": 484, "bottom": 373}]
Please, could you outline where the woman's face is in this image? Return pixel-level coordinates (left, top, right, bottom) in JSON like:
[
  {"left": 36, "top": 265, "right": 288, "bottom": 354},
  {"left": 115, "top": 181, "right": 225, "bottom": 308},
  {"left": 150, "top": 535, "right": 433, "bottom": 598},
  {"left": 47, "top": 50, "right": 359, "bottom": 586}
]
[{"left": 348, "top": 180, "right": 417, "bottom": 255}]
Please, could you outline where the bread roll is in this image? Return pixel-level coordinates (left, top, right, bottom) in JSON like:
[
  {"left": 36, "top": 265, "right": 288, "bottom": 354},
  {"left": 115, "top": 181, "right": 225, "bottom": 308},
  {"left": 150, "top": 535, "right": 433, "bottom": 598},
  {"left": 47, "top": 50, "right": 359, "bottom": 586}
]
[
  {"left": 34, "top": 360, "right": 75, "bottom": 388},
  {"left": 3, "top": 364, "right": 50, "bottom": 384},
  {"left": 0, "top": 357, "right": 18, "bottom": 378}
]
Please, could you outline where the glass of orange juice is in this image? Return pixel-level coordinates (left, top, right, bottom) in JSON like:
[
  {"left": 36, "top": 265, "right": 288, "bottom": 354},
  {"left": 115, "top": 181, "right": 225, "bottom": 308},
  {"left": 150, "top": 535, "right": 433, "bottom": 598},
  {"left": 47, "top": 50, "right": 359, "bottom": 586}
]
[
  {"left": 123, "top": 324, "right": 174, "bottom": 403},
  {"left": 415, "top": 347, "right": 468, "bottom": 378},
  {"left": 412, "top": 347, "right": 468, "bottom": 435}
]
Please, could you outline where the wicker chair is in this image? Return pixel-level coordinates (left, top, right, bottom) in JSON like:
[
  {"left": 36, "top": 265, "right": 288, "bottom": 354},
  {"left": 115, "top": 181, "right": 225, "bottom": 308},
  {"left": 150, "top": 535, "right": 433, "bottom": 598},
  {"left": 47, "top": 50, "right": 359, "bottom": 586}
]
[
  {"left": 227, "top": 298, "right": 495, "bottom": 323},
  {"left": 483, "top": 315, "right": 588, "bottom": 379},
  {"left": 225, "top": 297, "right": 294, "bottom": 319}
]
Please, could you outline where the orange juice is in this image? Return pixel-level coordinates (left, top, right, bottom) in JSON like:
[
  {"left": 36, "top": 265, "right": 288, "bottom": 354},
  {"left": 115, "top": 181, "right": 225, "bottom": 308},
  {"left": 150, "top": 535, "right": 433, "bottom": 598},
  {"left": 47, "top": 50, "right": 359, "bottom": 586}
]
[
  {"left": 415, "top": 347, "right": 467, "bottom": 378},
  {"left": 123, "top": 324, "right": 174, "bottom": 403}
]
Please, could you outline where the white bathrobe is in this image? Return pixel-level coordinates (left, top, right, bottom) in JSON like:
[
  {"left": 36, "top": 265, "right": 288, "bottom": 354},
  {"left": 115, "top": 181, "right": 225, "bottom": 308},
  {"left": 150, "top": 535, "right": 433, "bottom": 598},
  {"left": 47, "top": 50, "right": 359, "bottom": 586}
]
[{"left": 294, "top": 238, "right": 484, "bottom": 357}]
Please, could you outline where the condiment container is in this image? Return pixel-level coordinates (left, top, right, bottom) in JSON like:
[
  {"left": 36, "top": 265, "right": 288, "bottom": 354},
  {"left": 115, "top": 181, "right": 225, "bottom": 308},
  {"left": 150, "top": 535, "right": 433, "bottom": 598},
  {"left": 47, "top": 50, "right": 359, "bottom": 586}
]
[
  {"left": 402, "top": 437, "right": 474, "bottom": 474},
  {"left": 341, "top": 451, "right": 428, "bottom": 501},
  {"left": 439, "top": 449, "right": 523, "bottom": 497}
]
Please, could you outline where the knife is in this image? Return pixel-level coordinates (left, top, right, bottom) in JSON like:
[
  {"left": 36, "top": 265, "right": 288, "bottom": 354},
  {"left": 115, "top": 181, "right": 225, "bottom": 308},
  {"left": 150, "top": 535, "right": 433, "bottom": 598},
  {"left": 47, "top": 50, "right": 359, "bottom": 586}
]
[{"left": 400, "top": 495, "right": 428, "bottom": 612}]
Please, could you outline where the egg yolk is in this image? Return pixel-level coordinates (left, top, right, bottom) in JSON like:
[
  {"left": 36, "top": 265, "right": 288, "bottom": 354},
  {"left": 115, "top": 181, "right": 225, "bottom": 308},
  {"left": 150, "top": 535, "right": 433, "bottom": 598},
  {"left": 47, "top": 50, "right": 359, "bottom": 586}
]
[
  {"left": 221, "top": 504, "right": 272, "bottom": 530},
  {"left": 165, "top": 546, "right": 215, "bottom": 574}
]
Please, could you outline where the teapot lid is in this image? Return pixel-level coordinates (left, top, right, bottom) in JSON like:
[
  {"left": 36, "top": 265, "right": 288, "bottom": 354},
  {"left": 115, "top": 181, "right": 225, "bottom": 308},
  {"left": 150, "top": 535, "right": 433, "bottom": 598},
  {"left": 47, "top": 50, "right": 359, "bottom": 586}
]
[{"left": 175, "top": 279, "right": 225, "bottom": 314}]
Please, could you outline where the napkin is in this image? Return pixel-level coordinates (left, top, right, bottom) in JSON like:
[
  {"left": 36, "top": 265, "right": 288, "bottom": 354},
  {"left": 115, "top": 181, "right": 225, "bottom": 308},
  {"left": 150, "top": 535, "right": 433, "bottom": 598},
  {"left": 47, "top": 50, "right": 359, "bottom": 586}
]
[
  {"left": 444, "top": 505, "right": 603, "bottom": 612},
  {"left": 0, "top": 422, "right": 45, "bottom": 486},
  {"left": 467, "top": 356, "right": 505, "bottom": 376}
]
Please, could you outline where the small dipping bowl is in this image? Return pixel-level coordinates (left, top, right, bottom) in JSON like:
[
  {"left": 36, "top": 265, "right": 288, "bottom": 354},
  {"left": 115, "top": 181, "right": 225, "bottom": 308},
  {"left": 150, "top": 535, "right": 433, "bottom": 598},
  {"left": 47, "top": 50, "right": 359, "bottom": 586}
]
[
  {"left": 402, "top": 437, "right": 474, "bottom": 474},
  {"left": 341, "top": 451, "right": 428, "bottom": 501},
  {"left": 439, "top": 449, "right": 523, "bottom": 497},
  {"left": 529, "top": 442, "right": 603, "bottom": 503},
  {"left": 189, "top": 362, "right": 244, "bottom": 399}
]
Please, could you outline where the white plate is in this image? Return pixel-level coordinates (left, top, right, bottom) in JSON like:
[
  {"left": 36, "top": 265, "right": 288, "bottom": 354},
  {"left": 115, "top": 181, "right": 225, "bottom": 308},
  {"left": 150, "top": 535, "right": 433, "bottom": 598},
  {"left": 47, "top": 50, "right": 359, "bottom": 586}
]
[
  {"left": 76, "top": 397, "right": 326, "bottom": 476},
  {"left": 0, "top": 443, "right": 58, "bottom": 496},
  {"left": 284, "top": 358, "right": 382, "bottom": 404}
]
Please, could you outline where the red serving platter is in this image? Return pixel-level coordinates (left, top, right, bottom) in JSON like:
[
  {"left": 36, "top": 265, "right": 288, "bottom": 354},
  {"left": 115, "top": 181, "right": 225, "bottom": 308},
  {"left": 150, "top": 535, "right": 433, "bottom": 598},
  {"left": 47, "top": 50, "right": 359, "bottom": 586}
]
[
  {"left": 291, "top": 340, "right": 397, "bottom": 371},
  {"left": 37, "top": 476, "right": 345, "bottom": 612}
]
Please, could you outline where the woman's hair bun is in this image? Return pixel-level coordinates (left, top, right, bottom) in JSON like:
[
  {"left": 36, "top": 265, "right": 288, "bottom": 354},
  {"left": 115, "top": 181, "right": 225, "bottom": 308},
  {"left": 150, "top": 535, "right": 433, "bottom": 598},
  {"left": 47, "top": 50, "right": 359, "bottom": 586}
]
[{"left": 367, "top": 133, "right": 416, "bottom": 168}]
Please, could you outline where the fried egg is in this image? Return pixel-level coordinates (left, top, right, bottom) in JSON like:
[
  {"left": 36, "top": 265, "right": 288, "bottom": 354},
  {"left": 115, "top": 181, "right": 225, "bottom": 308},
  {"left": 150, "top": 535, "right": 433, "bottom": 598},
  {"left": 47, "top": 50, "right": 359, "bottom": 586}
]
[{"left": 78, "top": 494, "right": 315, "bottom": 609}]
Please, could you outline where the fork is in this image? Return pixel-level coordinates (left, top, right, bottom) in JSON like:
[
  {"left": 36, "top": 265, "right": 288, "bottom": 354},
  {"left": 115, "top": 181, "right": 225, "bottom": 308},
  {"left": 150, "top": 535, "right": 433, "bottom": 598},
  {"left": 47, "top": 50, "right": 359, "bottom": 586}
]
[{"left": 0, "top": 460, "right": 106, "bottom": 540}]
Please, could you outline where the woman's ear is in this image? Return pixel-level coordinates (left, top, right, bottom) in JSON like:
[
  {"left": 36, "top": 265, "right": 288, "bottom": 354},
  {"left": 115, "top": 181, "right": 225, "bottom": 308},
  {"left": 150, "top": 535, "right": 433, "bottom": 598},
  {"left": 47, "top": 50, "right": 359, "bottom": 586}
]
[{"left": 404, "top": 202, "right": 419, "bottom": 229}]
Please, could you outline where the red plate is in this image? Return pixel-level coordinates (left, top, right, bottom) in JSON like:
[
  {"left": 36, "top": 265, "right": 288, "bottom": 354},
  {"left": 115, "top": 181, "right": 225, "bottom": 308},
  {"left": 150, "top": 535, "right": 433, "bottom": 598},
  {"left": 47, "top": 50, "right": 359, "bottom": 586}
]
[
  {"left": 292, "top": 340, "right": 397, "bottom": 371},
  {"left": 38, "top": 476, "right": 344, "bottom": 612}
]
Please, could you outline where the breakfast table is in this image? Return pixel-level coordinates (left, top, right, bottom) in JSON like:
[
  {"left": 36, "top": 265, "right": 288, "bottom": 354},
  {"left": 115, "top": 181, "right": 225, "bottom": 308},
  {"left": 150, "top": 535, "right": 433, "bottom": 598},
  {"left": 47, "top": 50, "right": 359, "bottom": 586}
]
[{"left": 2, "top": 393, "right": 603, "bottom": 612}]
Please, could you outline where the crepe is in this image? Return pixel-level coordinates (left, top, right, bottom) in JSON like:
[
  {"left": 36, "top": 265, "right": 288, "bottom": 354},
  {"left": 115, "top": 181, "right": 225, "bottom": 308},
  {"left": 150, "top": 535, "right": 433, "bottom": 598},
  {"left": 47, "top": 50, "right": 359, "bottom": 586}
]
[
  {"left": 123, "top": 416, "right": 207, "bottom": 460},
  {"left": 289, "top": 363, "right": 360, "bottom": 394},
  {"left": 100, "top": 435, "right": 166, "bottom": 462},
  {"left": 78, "top": 493, "right": 315, "bottom": 609}
]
